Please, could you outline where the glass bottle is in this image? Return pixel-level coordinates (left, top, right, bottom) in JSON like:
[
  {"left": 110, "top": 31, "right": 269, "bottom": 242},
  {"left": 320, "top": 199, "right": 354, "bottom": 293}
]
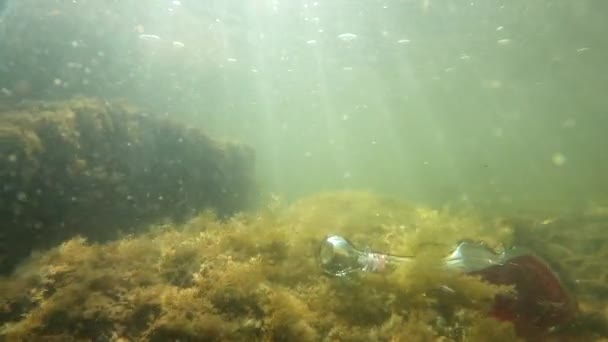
[
  {"left": 317, "top": 234, "right": 507, "bottom": 276},
  {"left": 317, "top": 234, "right": 579, "bottom": 339}
]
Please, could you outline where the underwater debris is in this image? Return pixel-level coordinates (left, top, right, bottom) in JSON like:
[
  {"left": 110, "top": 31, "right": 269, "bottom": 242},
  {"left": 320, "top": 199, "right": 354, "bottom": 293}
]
[
  {"left": 0, "top": 191, "right": 604, "bottom": 341},
  {"left": 0, "top": 96, "right": 256, "bottom": 274},
  {"left": 393, "top": 236, "right": 580, "bottom": 339}
]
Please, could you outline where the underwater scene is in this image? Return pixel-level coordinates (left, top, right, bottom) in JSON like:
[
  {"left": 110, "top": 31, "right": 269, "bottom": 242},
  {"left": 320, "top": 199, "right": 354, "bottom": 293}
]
[{"left": 0, "top": 1, "right": 607, "bottom": 341}]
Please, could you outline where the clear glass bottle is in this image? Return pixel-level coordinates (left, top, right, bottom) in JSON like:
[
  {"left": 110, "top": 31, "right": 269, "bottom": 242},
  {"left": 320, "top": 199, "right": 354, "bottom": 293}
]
[
  {"left": 317, "top": 234, "right": 579, "bottom": 339},
  {"left": 317, "top": 234, "right": 508, "bottom": 276}
]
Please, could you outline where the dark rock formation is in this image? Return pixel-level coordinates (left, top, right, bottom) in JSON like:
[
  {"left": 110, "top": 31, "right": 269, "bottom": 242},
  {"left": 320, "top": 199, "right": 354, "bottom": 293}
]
[{"left": 0, "top": 97, "right": 255, "bottom": 273}]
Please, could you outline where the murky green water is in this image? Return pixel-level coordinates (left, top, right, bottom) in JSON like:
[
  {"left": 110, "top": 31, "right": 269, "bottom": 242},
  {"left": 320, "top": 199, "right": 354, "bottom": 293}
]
[
  {"left": 2, "top": 2, "right": 608, "bottom": 340},
  {"left": 1, "top": 0, "right": 607, "bottom": 214}
]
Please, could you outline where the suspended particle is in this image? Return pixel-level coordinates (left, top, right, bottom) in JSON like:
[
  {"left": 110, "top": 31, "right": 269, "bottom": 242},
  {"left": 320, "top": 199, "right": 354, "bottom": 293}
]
[
  {"left": 337, "top": 33, "right": 357, "bottom": 41},
  {"left": 16, "top": 192, "right": 27, "bottom": 202},
  {"left": 551, "top": 153, "right": 566, "bottom": 166},
  {"left": 139, "top": 34, "right": 161, "bottom": 41}
]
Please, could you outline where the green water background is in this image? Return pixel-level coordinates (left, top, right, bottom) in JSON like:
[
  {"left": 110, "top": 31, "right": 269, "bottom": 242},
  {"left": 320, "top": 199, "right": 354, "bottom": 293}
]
[{"left": 1, "top": 0, "right": 607, "bottom": 215}]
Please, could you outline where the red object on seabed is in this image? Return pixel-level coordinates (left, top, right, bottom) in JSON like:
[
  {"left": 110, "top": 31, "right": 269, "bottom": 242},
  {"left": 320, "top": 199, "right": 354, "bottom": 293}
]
[{"left": 473, "top": 253, "right": 579, "bottom": 340}]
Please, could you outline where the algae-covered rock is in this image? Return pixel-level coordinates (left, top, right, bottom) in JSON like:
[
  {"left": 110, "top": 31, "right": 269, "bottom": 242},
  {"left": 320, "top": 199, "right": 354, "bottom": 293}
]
[
  {"left": 0, "top": 97, "right": 255, "bottom": 274},
  {"left": 0, "top": 191, "right": 603, "bottom": 341}
]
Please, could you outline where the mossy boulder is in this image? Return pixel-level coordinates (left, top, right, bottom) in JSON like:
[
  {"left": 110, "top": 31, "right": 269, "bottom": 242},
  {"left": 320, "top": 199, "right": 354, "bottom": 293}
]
[{"left": 0, "top": 97, "right": 255, "bottom": 273}]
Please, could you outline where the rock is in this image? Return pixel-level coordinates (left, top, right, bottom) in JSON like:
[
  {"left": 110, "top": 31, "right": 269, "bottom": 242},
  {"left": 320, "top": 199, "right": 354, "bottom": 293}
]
[{"left": 0, "top": 96, "right": 256, "bottom": 273}]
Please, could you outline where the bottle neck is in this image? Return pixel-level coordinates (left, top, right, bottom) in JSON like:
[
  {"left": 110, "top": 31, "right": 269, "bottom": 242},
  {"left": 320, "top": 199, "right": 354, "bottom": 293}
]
[{"left": 359, "top": 252, "right": 414, "bottom": 273}]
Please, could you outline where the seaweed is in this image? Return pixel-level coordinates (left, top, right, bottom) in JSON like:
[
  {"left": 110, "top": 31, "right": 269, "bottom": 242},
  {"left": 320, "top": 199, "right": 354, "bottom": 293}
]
[{"left": 0, "top": 191, "right": 605, "bottom": 341}]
